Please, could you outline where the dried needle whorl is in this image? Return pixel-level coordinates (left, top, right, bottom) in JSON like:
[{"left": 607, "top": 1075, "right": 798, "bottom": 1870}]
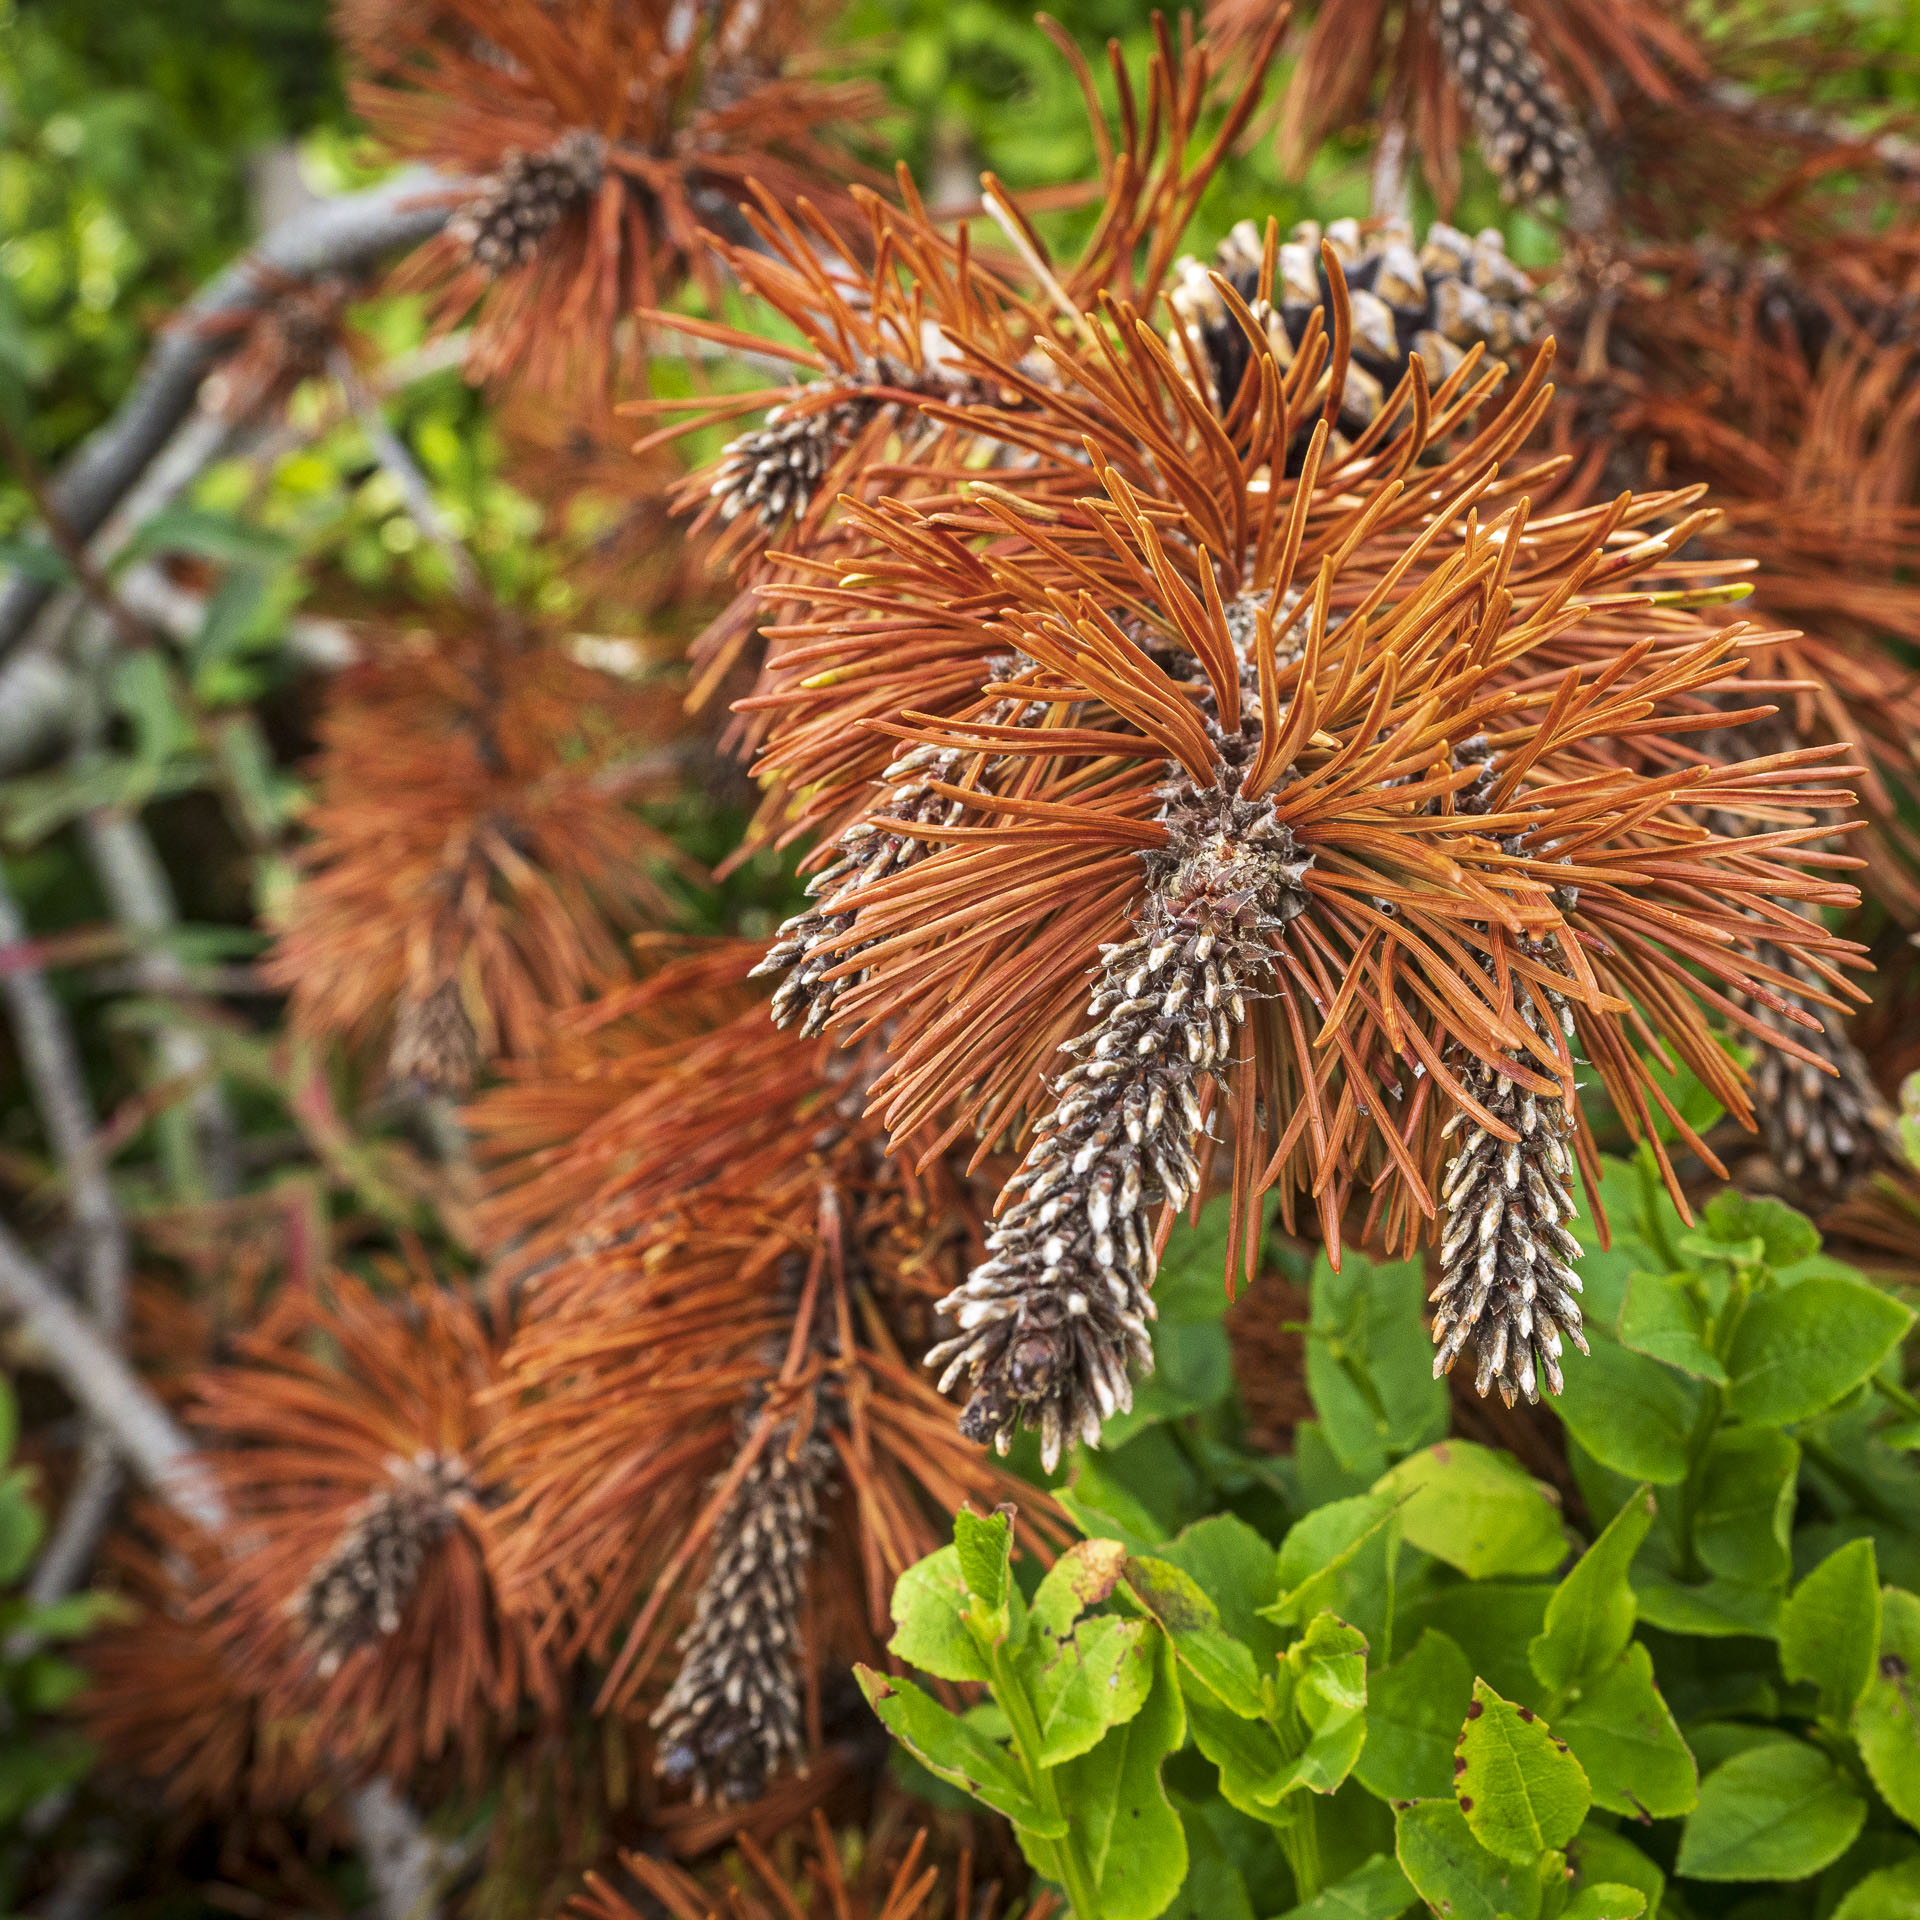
[
  {"left": 449, "top": 130, "right": 607, "bottom": 276},
  {"left": 929, "top": 771, "right": 1312, "bottom": 1470},
  {"left": 1429, "top": 968, "right": 1588, "bottom": 1406},
  {"left": 756, "top": 660, "right": 1040, "bottom": 1035},
  {"left": 295, "top": 1451, "right": 475, "bottom": 1675},
  {"left": 650, "top": 1409, "right": 837, "bottom": 1804}
]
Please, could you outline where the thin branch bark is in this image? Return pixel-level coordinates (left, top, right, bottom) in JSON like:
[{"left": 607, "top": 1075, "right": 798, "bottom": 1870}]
[
  {"left": 0, "top": 872, "right": 128, "bottom": 1333},
  {"left": 330, "top": 349, "right": 485, "bottom": 605},
  {"left": 0, "top": 171, "right": 462, "bottom": 662},
  {"left": 0, "top": 1217, "right": 222, "bottom": 1530}
]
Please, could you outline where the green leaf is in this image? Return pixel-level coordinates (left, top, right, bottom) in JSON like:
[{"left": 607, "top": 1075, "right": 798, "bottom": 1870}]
[
  {"left": 1273, "top": 1853, "right": 1418, "bottom": 1920},
  {"left": 1030, "top": 1614, "right": 1156, "bottom": 1767},
  {"left": 1187, "top": 1687, "right": 1292, "bottom": 1815},
  {"left": 1059, "top": 1630, "right": 1188, "bottom": 1920},
  {"left": 1269, "top": 1495, "right": 1398, "bottom": 1632},
  {"left": 1057, "top": 1486, "right": 1162, "bottom": 1558},
  {"left": 0, "top": 538, "right": 73, "bottom": 583},
  {"left": 1693, "top": 1427, "right": 1797, "bottom": 1587},
  {"left": 1030, "top": 1537, "right": 1130, "bottom": 1641},
  {"left": 1554, "top": 1643, "right": 1698, "bottom": 1821},
  {"left": 1356, "top": 1629, "right": 1476, "bottom": 1803},
  {"left": 1102, "top": 1317, "right": 1236, "bottom": 1446},
  {"left": 112, "top": 649, "right": 196, "bottom": 768},
  {"left": 854, "top": 1667, "right": 1065, "bottom": 1837},
  {"left": 0, "top": 1378, "right": 19, "bottom": 1466},
  {"left": 1399, "top": 1585, "right": 1554, "bottom": 1708},
  {"left": 1560, "top": 1887, "right": 1644, "bottom": 1920},
  {"left": 1306, "top": 1249, "right": 1450, "bottom": 1476},
  {"left": 953, "top": 1506, "right": 1013, "bottom": 1628},
  {"left": 1675, "top": 1740, "right": 1867, "bottom": 1881},
  {"left": 1617, "top": 1271, "right": 1725, "bottom": 1384},
  {"left": 1853, "top": 1584, "right": 1920, "bottom": 1828},
  {"left": 1567, "top": 1825, "right": 1663, "bottom": 1919},
  {"left": 1832, "top": 1859, "right": 1920, "bottom": 1920},
  {"left": 121, "top": 504, "right": 297, "bottom": 568},
  {"left": 1454, "top": 1680, "right": 1591, "bottom": 1864},
  {"left": 1395, "top": 1800, "right": 1542, "bottom": 1920},
  {"left": 21, "top": 1652, "right": 86, "bottom": 1711},
  {"left": 888, "top": 1547, "right": 990, "bottom": 1682},
  {"left": 1163, "top": 1801, "right": 1255, "bottom": 1920},
  {"left": 1528, "top": 1487, "right": 1655, "bottom": 1697},
  {"left": 1280, "top": 1611, "right": 1371, "bottom": 1795},
  {"left": 1699, "top": 1191, "right": 1820, "bottom": 1268},
  {"left": 0, "top": 1470, "right": 45, "bottom": 1586},
  {"left": 1552, "top": 1336, "right": 1701, "bottom": 1486},
  {"left": 1157, "top": 1514, "right": 1284, "bottom": 1667},
  {"left": 1781, "top": 1538, "right": 1880, "bottom": 1720},
  {"left": 1722, "top": 1279, "right": 1913, "bottom": 1426},
  {"left": 1378, "top": 1442, "right": 1566, "bottom": 1580},
  {"left": 1124, "top": 1555, "right": 1262, "bottom": 1716},
  {"left": 1632, "top": 1577, "right": 1783, "bottom": 1638}
]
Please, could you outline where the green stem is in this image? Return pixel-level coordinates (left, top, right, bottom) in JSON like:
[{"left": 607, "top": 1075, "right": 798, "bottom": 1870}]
[
  {"left": 1279, "top": 1794, "right": 1323, "bottom": 1903},
  {"left": 990, "top": 1642, "right": 1103, "bottom": 1919}
]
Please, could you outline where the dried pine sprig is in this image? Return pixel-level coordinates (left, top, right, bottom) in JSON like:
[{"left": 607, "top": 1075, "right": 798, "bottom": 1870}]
[
  {"left": 1548, "top": 236, "right": 1920, "bottom": 917},
  {"left": 472, "top": 944, "right": 1066, "bottom": 1800},
  {"left": 757, "top": 289, "right": 1867, "bottom": 1449},
  {"left": 188, "top": 1274, "right": 556, "bottom": 1787},
  {"left": 264, "top": 624, "right": 688, "bottom": 1088},
  {"left": 350, "top": 0, "right": 878, "bottom": 393},
  {"left": 80, "top": 1526, "right": 329, "bottom": 1821},
  {"left": 636, "top": 13, "right": 1289, "bottom": 720},
  {"left": 1208, "top": 0, "right": 1702, "bottom": 221},
  {"left": 570, "top": 1805, "right": 1060, "bottom": 1920}
]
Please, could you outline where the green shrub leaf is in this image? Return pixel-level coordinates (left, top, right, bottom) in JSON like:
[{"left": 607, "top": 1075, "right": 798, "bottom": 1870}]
[
  {"left": 1722, "top": 1279, "right": 1913, "bottom": 1426},
  {"left": 1355, "top": 1628, "right": 1476, "bottom": 1802},
  {"left": 1552, "top": 1337, "right": 1701, "bottom": 1485},
  {"left": 1567, "top": 1825, "right": 1664, "bottom": 1918},
  {"left": 1029, "top": 1537, "right": 1130, "bottom": 1640},
  {"left": 1529, "top": 1486, "right": 1654, "bottom": 1696},
  {"left": 1306, "top": 1249, "right": 1449, "bottom": 1476},
  {"left": 1853, "top": 1585, "right": 1920, "bottom": 1828},
  {"left": 1618, "top": 1270, "right": 1726, "bottom": 1383},
  {"left": 1123, "top": 1555, "right": 1262, "bottom": 1716},
  {"left": 1560, "top": 1888, "right": 1645, "bottom": 1920},
  {"left": 1378, "top": 1442, "right": 1566, "bottom": 1580},
  {"left": 1454, "top": 1680, "right": 1591, "bottom": 1863},
  {"left": 1781, "top": 1538, "right": 1880, "bottom": 1720},
  {"left": 1030, "top": 1614, "right": 1156, "bottom": 1767},
  {"left": 1058, "top": 1631, "right": 1188, "bottom": 1920},
  {"left": 1395, "top": 1799, "right": 1542, "bottom": 1920},
  {"left": 1693, "top": 1427, "right": 1797, "bottom": 1587},
  {"left": 1554, "top": 1643, "right": 1698, "bottom": 1820},
  {"left": 1699, "top": 1192, "right": 1820, "bottom": 1268},
  {"left": 1269, "top": 1494, "right": 1399, "bottom": 1633},
  {"left": 854, "top": 1667, "right": 1064, "bottom": 1837},
  {"left": 952, "top": 1506, "right": 1013, "bottom": 1639},
  {"left": 1832, "top": 1859, "right": 1920, "bottom": 1920},
  {"left": 1675, "top": 1740, "right": 1866, "bottom": 1881},
  {"left": 1273, "top": 1853, "right": 1418, "bottom": 1920},
  {"left": 1279, "top": 1611, "right": 1370, "bottom": 1795},
  {"left": 887, "top": 1546, "right": 990, "bottom": 1682}
]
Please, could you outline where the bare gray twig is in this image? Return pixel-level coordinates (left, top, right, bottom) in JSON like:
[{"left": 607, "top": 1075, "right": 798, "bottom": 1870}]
[{"left": 0, "top": 171, "right": 463, "bottom": 661}]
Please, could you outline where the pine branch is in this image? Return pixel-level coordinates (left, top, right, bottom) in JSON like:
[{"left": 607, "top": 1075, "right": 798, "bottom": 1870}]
[{"left": 0, "top": 170, "right": 463, "bottom": 663}]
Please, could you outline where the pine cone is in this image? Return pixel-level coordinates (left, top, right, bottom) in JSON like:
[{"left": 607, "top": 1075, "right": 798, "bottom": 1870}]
[
  {"left": 1429, "top": 972, "right": 1589, "bottom": 1406},
  {"left": 1170, "top": 216, "right": 1544, "bottom": 430},
  {"left": 449, "top": 130, "right": 607, "bottom": 277},
  {"left": 651, "top": 1414, "right": 836, "bottom": 1804},
  {"left": 294, "top": 1452, "right": 473, "bottom": 1674},
  {"left": 1433, "top": 0, "right": 1600, "bottom": 218},
  {"left": 387, "top": 977, "right": 480, "bottom": 1095}
]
